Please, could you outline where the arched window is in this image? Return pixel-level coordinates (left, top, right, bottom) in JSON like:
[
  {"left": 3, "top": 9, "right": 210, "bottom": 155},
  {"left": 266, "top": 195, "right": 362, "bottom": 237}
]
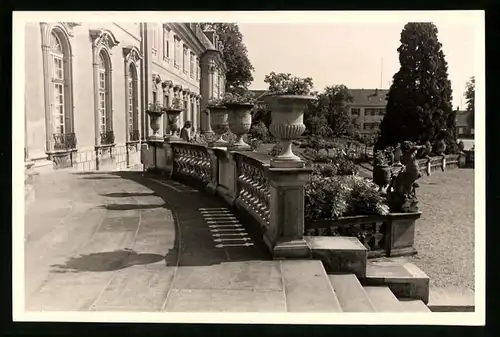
[
  {"left": 127, "top": 63, "right": 139, "bottom": 141},
  {"left": 97, "top": 50, "right": 113, "bottom": 144},
  {"left": 42, "top": 27, "right": 76, "bottom": 151},
  {"left": 90, "top": 29, "right": 119, "bottom": 146},
  {"left": 98, "top": 50, "right": 113, "bottom": 137}
]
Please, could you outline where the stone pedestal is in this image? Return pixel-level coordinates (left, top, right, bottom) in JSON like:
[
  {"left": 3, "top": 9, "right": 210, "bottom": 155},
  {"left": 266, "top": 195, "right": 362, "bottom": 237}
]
[
  {"left": 146, "top": 138, "right": 164, "bottom": 173},
  {"left": 265, "top": 166, "right": 313, "bottom": 259}
]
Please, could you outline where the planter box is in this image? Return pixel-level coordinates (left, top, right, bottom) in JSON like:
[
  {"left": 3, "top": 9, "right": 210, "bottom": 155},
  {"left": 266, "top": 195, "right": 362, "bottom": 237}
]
[{"left": 305, "top": 212, "right": 421, "bottom": 258}]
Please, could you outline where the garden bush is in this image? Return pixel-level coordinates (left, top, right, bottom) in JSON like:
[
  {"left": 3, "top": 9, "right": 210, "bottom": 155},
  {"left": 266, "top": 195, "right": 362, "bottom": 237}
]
[
  {"left": 304, "top": 173, "right": 389, "bottom": 222},
  {"left": 248, "top": 121, "right": 274, "bottom": 143}
]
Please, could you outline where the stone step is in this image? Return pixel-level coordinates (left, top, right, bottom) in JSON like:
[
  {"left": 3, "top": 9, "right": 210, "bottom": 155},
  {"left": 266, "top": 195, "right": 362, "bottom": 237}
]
[
  {"left": 360, "top": 260, "right": 430, "bottom": 304},
  {"left": 363, "top": 286, "right": 402, "bottom": 312},
  {"left": 281, "top": 260, "right": 342, "bottom": 312},
  {"left": 304, "top": 236, "right": 367, "bottom": 277},
  {"left": 399, "top": 298, "right": 431, "bottom": 312},
  {"left": 427, "top": 287, "right": 475, "bottom": 312},
  {"left": 328, "top": 274, "right": 375, "bottom": 312}
]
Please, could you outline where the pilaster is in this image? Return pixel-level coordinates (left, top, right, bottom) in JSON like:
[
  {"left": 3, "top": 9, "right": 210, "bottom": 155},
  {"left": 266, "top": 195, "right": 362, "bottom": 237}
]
[{"left": 264, "top": 166, "right": 313, "bottom": 259}]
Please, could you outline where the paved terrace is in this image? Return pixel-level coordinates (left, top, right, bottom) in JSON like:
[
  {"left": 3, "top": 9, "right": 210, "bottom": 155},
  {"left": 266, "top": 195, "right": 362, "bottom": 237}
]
[{"left": 25, "top": 170, "right": 337, "bottom": 312}]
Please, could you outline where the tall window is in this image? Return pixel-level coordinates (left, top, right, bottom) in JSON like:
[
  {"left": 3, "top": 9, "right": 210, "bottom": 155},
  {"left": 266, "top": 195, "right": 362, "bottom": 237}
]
[
  {"left": 190, "top": 53, "right": 195, "bottom": 78},
  {"left": 98, "top": 51, "right": 111, "bottom": 134},
  {"left": 213, "top": 70, "right": 219, "bottom": 98},
  {"left": 174, "top": 36, "right": 180, "bottom": 68},
  {"left": 151, "top": 25, "right": 158, "bottom": 54},
  {"left": 50, "top": 32, "right": 65, "bottom": 135},
  {"left": 197, "top": 63, "right": 200, "bottom": 81},
  {"left": 127, "top": 64, "right": 139, "bottom": 140},
  {"left": 351, "top": 108, "right": 360, "bottom": 116},
  {"left": 183, "top": 45, "right": 188, "bottom": 73},
  {"left": 163, "top": 94, "right": 170, "bottom": 132},
  {"left": 98, "top": 54, "right": 107, "bottom": 133},
  {"left": 163, "top": 27, "right": 169, "bottom": 60}
]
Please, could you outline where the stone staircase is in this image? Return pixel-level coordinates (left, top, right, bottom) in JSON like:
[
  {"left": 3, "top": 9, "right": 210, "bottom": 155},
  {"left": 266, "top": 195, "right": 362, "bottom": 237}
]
[{"left": 301, "top": 235, "right": 474, "bottom": 312}]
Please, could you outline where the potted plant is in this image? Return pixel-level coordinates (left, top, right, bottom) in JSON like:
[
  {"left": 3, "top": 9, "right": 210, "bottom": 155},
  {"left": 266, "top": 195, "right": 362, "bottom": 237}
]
[
  {"left": 262, "top": 72, "right": 316, "bottom": 168},
  {"left": 207, "top": 97, "right": 228, "bottom": 146},
  {"left": 146, "top": 101, "right": 164, "bottom": 141},
  {"left": 223, "top": 91, "right": 256, "bottom": 150},
  {"left": 372, "top": 149, "right": 392, "bottom": 191},
  {"left": 162, "top": 97, "right": 184, "bottom": 141}
]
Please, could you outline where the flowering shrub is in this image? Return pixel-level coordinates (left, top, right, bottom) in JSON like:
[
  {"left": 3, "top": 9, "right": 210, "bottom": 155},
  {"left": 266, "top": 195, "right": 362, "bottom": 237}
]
[
  {"left": 166, "top": 97, "right": 183, "bottom": 110},
  {"left": 264, "top": 72, "right": 315, "bottom": 96},
  {"left": 193, "top": 132, "right": 261, "bottom": 150},
  {"left": 304, "top": 174, "right": 389, "bottom": 222},
  {"left": 222, "top": 91, "right": 256, "bottom": 105},
  {"left": 206, "top": 97, "right": 225, "bottom": 108},
  {"left": 249, "top": 121, "right": 274, "bottom": 143},
  {"left": 147, "top": 101, "right": 163, "bottom": 112}
]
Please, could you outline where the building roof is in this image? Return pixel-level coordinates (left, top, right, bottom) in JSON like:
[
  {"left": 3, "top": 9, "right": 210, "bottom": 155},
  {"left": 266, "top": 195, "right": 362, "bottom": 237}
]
[
  {"left": 456, "top": 110, "right": 472, "bottom": 127},
  {"left": 348, "top": 89, "right": 389, "bottom": 106}
]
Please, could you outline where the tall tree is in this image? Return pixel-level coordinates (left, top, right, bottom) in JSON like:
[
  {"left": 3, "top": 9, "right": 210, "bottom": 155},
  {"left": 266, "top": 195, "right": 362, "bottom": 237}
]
[
  {"left": 465, "top": 76, "right": 475, "bottom": 128},
  {"left": 200, "top": 23, "right": 254, "bottom": 91},
  {"left": 305, "top": 85, "right": 357, "bottom": 138},
  {"left": 376, "top": 22, "right": 456, "bottom": 151}
]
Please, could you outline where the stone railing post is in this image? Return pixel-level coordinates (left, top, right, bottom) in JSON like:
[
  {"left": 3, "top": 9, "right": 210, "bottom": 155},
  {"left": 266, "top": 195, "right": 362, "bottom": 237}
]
[
  {"left": 265, "top": 166, "right": 313, "bottom": 259},
  {"left": 441, "top": 155, "right": 446, "bottom": 172},
  {"left": 206, "top": 147, "right": 219, "bottom": 195},
  {"left": 144, "top": 138, "right": 164, "bottom": 172},
  {"left": 426, "top": 157, "right": 431, "bottom": 176},
  {"left": 163, "top": 138, "right": 180, "bottom": 178}
]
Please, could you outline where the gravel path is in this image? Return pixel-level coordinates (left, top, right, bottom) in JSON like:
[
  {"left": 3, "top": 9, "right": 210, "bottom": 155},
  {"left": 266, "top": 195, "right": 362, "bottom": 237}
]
[{"left": 386, "top": 169, "right": 475, "bottom": 291}]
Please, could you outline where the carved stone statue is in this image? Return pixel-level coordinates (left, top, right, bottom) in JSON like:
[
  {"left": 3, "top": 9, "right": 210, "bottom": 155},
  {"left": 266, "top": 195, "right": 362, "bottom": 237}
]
[{"left": 386, "top": 141, "right": 423, "bottom": 213}]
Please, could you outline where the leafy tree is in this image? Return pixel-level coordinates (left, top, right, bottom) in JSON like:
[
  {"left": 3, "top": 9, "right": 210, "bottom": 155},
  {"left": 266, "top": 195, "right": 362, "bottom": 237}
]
[
  {"left": 305, "top": 85, "right": 357, "bottom": 138},
  {"left": 376, "top": 22, "right": 456, "bottom": 151},
  {"left": 200, "top": 23, "right": 254, "bottom": 91},
  {"left": 465, "top": 76, "right": 475, "bottom": 128}
]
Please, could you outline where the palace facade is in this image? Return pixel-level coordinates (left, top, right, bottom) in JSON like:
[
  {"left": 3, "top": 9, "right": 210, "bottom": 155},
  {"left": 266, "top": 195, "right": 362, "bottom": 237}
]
[{"left": 24, "top": 22, "right": 226, "bottom": 171}]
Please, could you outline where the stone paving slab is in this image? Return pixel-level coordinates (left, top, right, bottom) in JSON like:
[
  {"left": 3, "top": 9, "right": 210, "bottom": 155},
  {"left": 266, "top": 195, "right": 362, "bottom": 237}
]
[
  {"left": 163, "top": 288, "right": 286, "bottom": 312},
  {"left": 23, "top": 170, "right": 337, "bottom": 313}
]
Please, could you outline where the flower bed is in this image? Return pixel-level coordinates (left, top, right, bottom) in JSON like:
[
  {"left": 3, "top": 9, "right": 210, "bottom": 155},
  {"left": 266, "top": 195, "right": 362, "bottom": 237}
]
[{"left": 303, "top": 159, "right": 420, "bottom": 257}]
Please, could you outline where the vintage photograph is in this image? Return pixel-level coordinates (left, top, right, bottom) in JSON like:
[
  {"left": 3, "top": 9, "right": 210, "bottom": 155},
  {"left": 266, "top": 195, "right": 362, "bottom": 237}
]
[{"left": 16, "top": 11, "right": 483, "bottom": 324}]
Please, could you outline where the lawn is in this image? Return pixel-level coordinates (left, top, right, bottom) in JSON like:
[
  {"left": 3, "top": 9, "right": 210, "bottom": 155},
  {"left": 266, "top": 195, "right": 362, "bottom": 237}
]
[
  {"left": 389, "top": 168, "right": 475, "bottom": 291},
  {"left": 255, "top": 142, "right": 475, "bottom": 290}
]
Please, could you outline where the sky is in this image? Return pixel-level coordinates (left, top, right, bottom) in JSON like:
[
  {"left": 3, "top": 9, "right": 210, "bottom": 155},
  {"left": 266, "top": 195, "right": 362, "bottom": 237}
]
[{"left": 239, "top": 22, "right": 476, "bottom": 110}]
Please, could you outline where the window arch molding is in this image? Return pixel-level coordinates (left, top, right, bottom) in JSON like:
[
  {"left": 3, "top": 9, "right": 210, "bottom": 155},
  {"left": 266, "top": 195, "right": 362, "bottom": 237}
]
[
  {"left": 123, "top": 46, "right": 143, "bottom": 142},
  {"left": 89, "top": 29, "right": 119, "bottom": 146},
  {"left": 40, "top": 22, "right": 76, "bottom": 153}
]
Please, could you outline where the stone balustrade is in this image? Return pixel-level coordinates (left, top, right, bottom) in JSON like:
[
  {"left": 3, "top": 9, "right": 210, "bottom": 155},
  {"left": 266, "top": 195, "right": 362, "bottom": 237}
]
[{"left": 144, "top": 138, "right": 312, "bottom": 259}]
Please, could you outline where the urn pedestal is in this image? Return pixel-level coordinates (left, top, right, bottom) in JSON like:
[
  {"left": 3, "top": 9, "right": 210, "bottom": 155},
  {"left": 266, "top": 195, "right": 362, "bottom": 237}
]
[
  {"left": 146, "top": 110, "right": 165, "bottom": 141},
  {"left": 209, "top": 106, "right": 229, "bottom": 147},
  {"left": 163, "top": 109, "right": 182, "bottom": 142},
  {"left": 226, "top": 103, "right": 253, "bottom": 151},
  {"left": 263, "top": 95, "right": 315, "bottom": 168}
]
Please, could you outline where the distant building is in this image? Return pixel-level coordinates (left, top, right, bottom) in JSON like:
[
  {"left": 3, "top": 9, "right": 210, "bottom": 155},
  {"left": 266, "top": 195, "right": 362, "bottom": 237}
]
[
  {"left": 347, "top": 88, "right": 389, "bottom": 135},
  {"left": 455, "top": 110, "right": 474, "bottom": 138},
  {"left": 247, "top": 88, "right": 389, "bottom": 135}
]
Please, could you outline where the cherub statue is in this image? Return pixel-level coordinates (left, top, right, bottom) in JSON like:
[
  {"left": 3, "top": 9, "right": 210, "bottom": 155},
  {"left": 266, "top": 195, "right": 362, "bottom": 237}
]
[{"left": 386, "top": 141, "right": 424, "bottom": 213}]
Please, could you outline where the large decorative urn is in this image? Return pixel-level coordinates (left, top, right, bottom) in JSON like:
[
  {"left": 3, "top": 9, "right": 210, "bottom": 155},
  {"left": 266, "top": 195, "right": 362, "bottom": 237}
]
[
  {"left": 145, "top": 108, "right": 164, "bottom": 141},
  {"left": 263, "top": 95, "right": 316, "bottom": 168},
  {"left": 209, "top": 106, "right": 229, "bottom": 147},
  {"left": 163, "top": 108, "right": 183, "bottom": 141},
  {"left": 226, "top": 103, "right": 253, "bottom": 150}
]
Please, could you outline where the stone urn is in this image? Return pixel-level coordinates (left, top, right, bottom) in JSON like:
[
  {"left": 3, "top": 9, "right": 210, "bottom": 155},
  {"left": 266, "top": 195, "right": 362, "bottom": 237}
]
[
  {"left": 145, "top": 109, "right": 164, "bottom": 141},
  {"left": 373, "top": 165, "right": 392, "bottom": 191},
  {"left": 209, "top": 106, "right": 229, "bottom": 146},
  {"left": 226, "top": 103, "right": 253, "bottom": 150},
  {"left": 163, "top": 108, "right": 182, "bottom": 141},
  {"left": 263, "top": 95, "right": 316, "bottom": 168}
]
